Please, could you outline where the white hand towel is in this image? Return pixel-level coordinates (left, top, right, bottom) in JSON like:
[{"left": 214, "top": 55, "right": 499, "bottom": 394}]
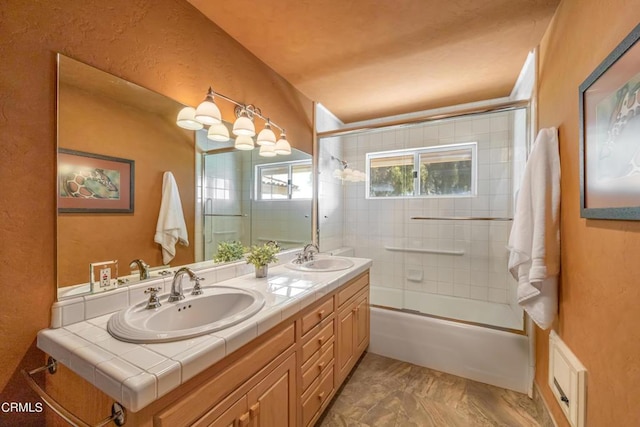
[
  {"left": 508, "top": 127, "right": 560, "bottom": 329},
  {"left": 154, "top": 171, "right": 189, "bottom": 264}
]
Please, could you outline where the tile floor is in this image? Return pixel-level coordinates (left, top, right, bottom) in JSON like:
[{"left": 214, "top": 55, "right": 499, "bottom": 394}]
[{"left": 319, "top": 353, "right": 553, "bottom": 427}]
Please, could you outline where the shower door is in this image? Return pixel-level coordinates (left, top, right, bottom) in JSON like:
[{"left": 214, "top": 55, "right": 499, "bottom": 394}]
[
  {"left": 318, "top": 108, "right": 529, "bottom": 331},
  {"left": 201, "top": 150, "right": 251, "bottom": 260}
]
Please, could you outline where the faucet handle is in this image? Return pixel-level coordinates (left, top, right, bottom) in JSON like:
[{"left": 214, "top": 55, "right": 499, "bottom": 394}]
[
  {"left": 191, "top": 277, "right": 205, "bottom": 296},
  {"left": 144, "top": 287, "right": 162, "bottom": 309},
  {"left": 293, "top": 252, "right": 305, "bottom": 264}
]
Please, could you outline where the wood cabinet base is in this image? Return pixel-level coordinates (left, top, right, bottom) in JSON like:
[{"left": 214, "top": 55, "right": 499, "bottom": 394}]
[{"left": 44, "top": 271, "right": 370, "bottom": 427}]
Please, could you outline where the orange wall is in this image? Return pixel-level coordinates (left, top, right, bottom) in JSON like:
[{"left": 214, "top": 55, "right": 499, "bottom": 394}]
[
  {"left": 536, "top": 0, "right": 640, "bottom": 425},
  {"left": 58, "top": 85, "right": 195, "bottom": 287},
  {"left": 0, "top": 0, "right": 312, "bottom": 424}
]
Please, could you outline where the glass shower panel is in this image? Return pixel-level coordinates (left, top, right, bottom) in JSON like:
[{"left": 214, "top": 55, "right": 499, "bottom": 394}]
[
  {"left": 202, "top": 150, "right": 250, "bottom": 260},
  {"left": 318, "top": 107, "right": 527, "bottom": 331}
]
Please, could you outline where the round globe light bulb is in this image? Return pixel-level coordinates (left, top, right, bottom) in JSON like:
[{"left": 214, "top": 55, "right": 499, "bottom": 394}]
[
  {"left": 234, "top": 135, "right": 255, "bottom": 151},
  {"left": 176, "top": 107, "right": 203, "bottom": 130}
]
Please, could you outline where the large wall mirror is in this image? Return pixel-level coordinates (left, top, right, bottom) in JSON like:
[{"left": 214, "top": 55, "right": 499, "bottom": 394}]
[{"left": 57, "top": 55, "right": 312, "bottom": 299}]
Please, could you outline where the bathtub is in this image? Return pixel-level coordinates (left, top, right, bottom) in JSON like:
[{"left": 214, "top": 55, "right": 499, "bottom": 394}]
[{"left": 368, "top": 306, "right": 530, "bottom": 393}]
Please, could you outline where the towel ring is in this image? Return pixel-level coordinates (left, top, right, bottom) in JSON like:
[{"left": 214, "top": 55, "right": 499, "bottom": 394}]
[{"left": 22, "top": 357, "right": 126, "bottom": 426}]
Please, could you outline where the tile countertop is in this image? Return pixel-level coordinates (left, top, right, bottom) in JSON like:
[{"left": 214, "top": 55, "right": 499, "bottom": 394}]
[{"left": 37, "top": 257, "right": 372, "bottom": 412}]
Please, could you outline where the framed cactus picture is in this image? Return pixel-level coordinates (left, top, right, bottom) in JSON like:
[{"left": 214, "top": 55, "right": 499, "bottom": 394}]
[{"left": 58, "top": 148, "right": 135, "bottom": 213}]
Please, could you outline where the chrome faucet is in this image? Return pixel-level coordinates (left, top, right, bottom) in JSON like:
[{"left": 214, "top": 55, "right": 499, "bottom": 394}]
[
  {"left": 129, "top": 259, "right": 150, "bottom": 280},
  {"left": 169, "top": 267, "right": 198, "bottom": 302},
  {"left": 302, "top": 243, "right": 320, "bottom": 262}
]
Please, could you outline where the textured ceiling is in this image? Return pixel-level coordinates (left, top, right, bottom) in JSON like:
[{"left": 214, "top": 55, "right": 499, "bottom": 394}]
[{"left": 187, "top": 0, "right": 559, "bottom": 123}]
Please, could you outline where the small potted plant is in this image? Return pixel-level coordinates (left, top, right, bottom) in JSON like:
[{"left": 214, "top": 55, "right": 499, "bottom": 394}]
[
  {"left": 213, "top": 240, "right": 246, "bottom": 263},
  {"left": 246, "top": 241, "right": 280, "bottom": 278}
]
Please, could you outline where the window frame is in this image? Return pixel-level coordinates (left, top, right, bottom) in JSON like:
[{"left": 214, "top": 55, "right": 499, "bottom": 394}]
[
  {"left": 254, "top": 159, "right": 313, "bottom": 201},
  {"left": 365, "top": 142, "right": 478, "bottom": 199}
]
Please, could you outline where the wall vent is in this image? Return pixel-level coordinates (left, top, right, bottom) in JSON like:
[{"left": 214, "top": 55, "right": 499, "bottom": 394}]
[{"left": 548, "top": 331, "right": 587, "bottom": 427}]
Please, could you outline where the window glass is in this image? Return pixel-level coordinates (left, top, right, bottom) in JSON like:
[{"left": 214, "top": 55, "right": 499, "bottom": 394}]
[
  {"left": 291, "top": 163, "right": 313, "bottom": 199},
  {"left": 259, "top": 165, "right": 289, "bottom": 200},
  {"left": 418, "top": 148, "right": 473, "bottom": 196},
  {"left": 366, "top": 143, "right": 476, "bottom": 199},
  {"left": 369, "top": 154, "right": 414, "bottom": 197},
  {"left": 256, "top": 160, "right": 313, "bottom": 200}
]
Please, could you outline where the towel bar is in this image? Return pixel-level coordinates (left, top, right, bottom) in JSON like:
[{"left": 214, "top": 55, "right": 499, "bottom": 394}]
[
  {"left": 384, "top": 246, "right": 465, "bottom": 255},
  {"left": 410, "top": 216, "right": 513, "bottom": 221},
  {"left": 21, "top": 357, "right": 126, "bottom": 427}
]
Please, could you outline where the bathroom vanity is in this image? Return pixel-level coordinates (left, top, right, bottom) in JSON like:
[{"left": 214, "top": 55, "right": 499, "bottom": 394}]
[{"left": 37, "top": 256, "right": 371, "bottom": 426}]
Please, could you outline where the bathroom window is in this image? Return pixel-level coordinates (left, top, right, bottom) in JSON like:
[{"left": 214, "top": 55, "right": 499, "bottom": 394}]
[
  {"left": 256, "top": 160, "right": 313, "bottom": 200},
  {"left": 366, "top": 143, "right": 477, "bottom": 198}
]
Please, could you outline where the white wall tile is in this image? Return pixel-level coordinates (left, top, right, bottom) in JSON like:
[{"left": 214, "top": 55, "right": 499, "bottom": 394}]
[
  {"left": 84, "top": 288, "right": 128, "bottom": 319},
  {"left": 51, "top": 306, "right": 62, "bottom": 328},
  {"left": 469, "top": 286, "right": 489, "bottom": 301},
  {"left": 454, "top": 284, "right": 471, "bottom": 298},
  {"left": 488, "top": 288, "right": 508, "bottom": 303},
  {"left": 436, "top": 282, "right": 454, "bottom": 296},
  {"left": 61, "top": 302, "right": 85, "bottom": 326}
]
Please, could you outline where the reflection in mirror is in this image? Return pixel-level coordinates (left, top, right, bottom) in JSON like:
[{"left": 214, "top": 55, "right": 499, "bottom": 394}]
[
  {"left": 195, "top": 131, "right": 312, "bottom": 262},
  {"left": 56, "top": 55, "right": 312, "bottom": 300}
]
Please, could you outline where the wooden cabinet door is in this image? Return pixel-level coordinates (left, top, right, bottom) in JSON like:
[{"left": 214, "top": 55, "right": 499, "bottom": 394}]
[
  {"left": 247, "top": 353, "right": 297, "bottom": 427},
  {"left": 336, "top": 303, "right": 356, "bottom": 383},
  {"left": 355, "top": 290, "right": 369, "bottom": 355},
  {"left": 205, "top": 395, "right": 248, "bottom": 427}
]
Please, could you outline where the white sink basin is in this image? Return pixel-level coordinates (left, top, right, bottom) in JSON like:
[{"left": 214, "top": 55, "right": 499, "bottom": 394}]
[
  {"left": 107, "top": 286, "right": 265, "bottom": 343},
  {"left": 285, "top": 256, "right": 354, "bottom": 272}
]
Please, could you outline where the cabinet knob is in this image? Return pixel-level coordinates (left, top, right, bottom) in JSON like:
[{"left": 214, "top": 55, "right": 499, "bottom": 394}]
[
  {"left": 318, "top": 391, "right": 325, "bottom": 400},
  {"left": 250, "top": 402, "right": 260, "bottom": 418},
  {"left": 318, "top": 309, "right": 325, "bottom": 318},
  {"left": 318, "top": 362, "right": 325, "bottom": 371},
  {"left": 239, "top": 412, "right": 250, "bottom": 427},
  {"left": 318, "top": 336, "right": 325, "bottom": 345}
]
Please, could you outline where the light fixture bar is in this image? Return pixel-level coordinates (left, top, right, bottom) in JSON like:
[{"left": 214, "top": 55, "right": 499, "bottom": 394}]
[{"left": 207, "top": 89, "right": 285, "bottom": 132}]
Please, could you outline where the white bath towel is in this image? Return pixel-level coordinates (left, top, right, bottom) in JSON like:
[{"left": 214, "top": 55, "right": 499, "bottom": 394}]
[
  {"left": 508, "top": 127, "right": 560, "bottom": 330},
  {"left": 154, "top": 171, "right": 189, "bottom": 264}
]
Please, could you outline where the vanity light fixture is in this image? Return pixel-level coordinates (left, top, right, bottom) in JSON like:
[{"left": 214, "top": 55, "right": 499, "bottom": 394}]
[
  {"left": 232, "top": 108, "right": 256, "bottom": 137},
  {"left": 256, "top": 120, "right": 277, "bottom": 146},
  {"left": 177, "top": 87, "right": 291, "bottom": 156},
  {"left": 259, "top": 143, "right": 277, "bottom": 157},
  {"left": 207, "top": 122, "right": 230, "bottom": 142},
  {"left": 235, "top": 135, "right": 255, "bottom": 151},
  {"left": 274, "top": 131, "right": 292, "bottom": 155},
  {"left": 194, "top": 87, "right": 222, "bottom": 125},
  {"left": 176, "top": 107, "right": 204, "bottom": 130}
]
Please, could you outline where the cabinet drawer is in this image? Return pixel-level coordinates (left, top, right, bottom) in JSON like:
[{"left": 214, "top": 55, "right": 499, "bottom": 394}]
[
  {"left": 301, "top": 297, "right": 334, "bottom": 336},
  {"left": 301, "top": 364, "right": 334, "bottom": 427},
  {"left": 301, "top": 318, "right": 334, "bottom": 364},
  {"left": 301, "top": 340, "right": 334, "bottom": 392},
  {"left": 337, "top": 272, "right": 369, "bottom": 307}
]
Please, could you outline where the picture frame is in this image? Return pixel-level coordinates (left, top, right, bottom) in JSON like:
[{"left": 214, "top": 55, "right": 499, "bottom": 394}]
[
  {"left": 58, "top": 148, "right": 135, "bottom": 213},
  {"left": 579, "top": 22, "right": 640, "bottom": 220}
]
